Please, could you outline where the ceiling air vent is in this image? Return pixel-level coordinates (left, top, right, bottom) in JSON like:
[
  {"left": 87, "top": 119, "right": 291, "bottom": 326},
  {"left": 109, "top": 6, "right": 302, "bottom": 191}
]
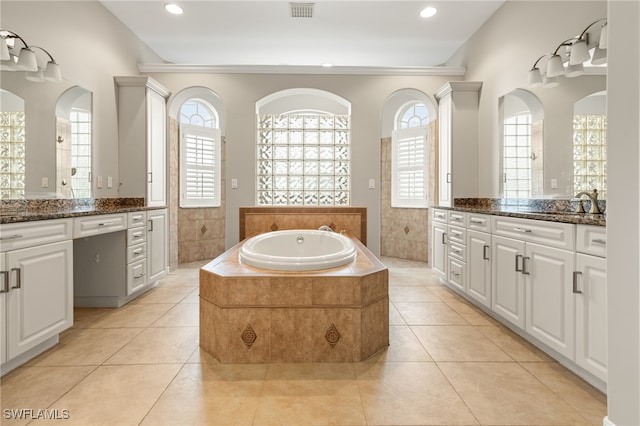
[{"left": 290, "top": 2, "right": 314, "bottom": 18}]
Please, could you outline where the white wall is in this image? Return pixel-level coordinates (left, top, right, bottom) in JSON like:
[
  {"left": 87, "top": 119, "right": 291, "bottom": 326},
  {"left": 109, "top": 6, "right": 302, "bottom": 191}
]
[
  {"left": 1, "top": 1, "right": 163, "bottom": 198},
  {"left": 149, "top": 73, "right": 456, "bottom": 253},
  {"left": 449, "top": 1, "right": 607, "bottom": 198}
]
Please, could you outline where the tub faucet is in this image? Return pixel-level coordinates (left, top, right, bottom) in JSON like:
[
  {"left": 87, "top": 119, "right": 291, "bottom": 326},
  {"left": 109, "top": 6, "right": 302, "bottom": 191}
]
[
  {"left": 318, "top": 225, "right": 334, "bottom": 232},
  {"left": 575, "top": 189, "right": 603, "bottom": 214}
]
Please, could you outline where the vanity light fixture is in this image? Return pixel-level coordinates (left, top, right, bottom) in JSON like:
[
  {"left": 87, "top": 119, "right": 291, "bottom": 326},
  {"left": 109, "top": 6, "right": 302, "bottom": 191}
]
[
  {"left": 164, "top": 3, "right": 184, "bottom": 15},
  {"left": 527, "top": 18, "right": 607, "bottom": 88},
  {"left": 420, "top": 6, "right": 438, "bottom": 18},
  {"left": 0, "top": 29, "right": 62, "bottom": 83}
]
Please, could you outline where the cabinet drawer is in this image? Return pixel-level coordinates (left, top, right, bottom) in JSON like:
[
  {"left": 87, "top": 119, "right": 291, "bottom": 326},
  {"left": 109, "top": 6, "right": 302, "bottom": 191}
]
[
  {"left": 127, "top": 242, "right": 147, "bottom": 263},
  {"left": 467, "top": 213, "right": 492, "bottom": 233},
  {"left": 447, "top": 257, "right": 465, "bottom": 291},
  {"left": 576, "top": 225, "right": 607, "bottom": 257},
  {"left": 448, "top": 225, "right": 466, "bottom": 245},
  {"left": 432, "top": 209, "right": 448, "bottom": 223},
  {"left": 73, "top": 214, "right": 127, "bottom": 238},
  {"left": 0, "top": 218, "right": 72, "bottom": 252},
  {"left": 448, "top": 211, "right": 467, "bottom": 226},
  {"left": 491, "top": 216, "right": 575, "bottom": 250},
  {"left": 127, "top": 259, "right": 147, "bottom": 295},
  {"left": 449, "top": 242, "right": 466, "bottom": 261},
  {"left": 127, "top": 227, "right": 147, "bottom": 246},
  {"left": 128, "top": 211, "right": 147, "bottom": 228}
]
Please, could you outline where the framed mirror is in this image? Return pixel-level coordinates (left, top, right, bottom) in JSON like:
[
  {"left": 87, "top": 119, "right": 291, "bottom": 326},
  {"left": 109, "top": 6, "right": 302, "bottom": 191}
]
[{"left": 0, "top": 89, "right": 26, "bottom": 199}]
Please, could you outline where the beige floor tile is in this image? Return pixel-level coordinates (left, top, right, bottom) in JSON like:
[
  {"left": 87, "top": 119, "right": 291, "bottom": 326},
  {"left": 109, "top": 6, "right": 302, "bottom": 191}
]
[
  {"left": 445, "top": 301, "right": 497, "bottom": 326},
  {"left": 521, "top": 362, "right": 607, "bottom": 425},
  {"left": 428, "top": 286, "right": 466, "bottom": 303},
  {"left": 29, "top": 364, "right": 181, "bottom": 426},
  {"left": 394, "top": 302, "right": 469, "bottom": 325},
  {"left": 26, "top": 328, "right": 143, "bottom": 366},
  {"left": 364, "top": 325, "right": 432, "bottom": 362},
  {"left": 439, "top": 362, "right": 588, "bottom": 425},
  {"left": 389, "top": 285, "right": 442, "bottom": 302},
  {"left": 71, "top": 307, "right": 112, "bottom": 328},
  {"left": 255, "top": 363, "right": 365, "bottom": 425},
  {"left": 186, "top": 347, "right": 220, "bottom": 364},
  {"left": 132, "top": 286, "right": 195, "bottom": 304},
  {"left": 151, "top": 303, "right": 199, "bottom": 327},
  {"left": 476, "top": 325, "right": 555, "bottom": 362},
  {"left": 389, "top": 302, "right": 406, "bottom": 325},
  {"left": 356, "top": 361, "right": 478, "bottom": 425},
  {"left": 89, "top": 303, "right": 175, "bottom": 328},
  {"left": 156, "top": 273, "right": 199, "bottom": 288},
  {"left": 0, "top": 366, "right": 95, "bottom": 426},
  {"left": 140, "top": 363, "right": 267, "bottom": 425},
  {"left": 105, "top": 326, "right": 199, "bottom": 365},
  {"left": 180, "top": 288, "right": 200, "bottom": 304},
  {"left": 412, "top": 326, "right": 511, "bottom": 361}
]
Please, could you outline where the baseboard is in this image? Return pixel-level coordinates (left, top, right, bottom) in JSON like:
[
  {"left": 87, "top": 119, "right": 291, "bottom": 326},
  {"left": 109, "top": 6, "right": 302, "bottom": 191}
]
[{"left": 603, "top": 416, "right": 615, "bottom": 426}]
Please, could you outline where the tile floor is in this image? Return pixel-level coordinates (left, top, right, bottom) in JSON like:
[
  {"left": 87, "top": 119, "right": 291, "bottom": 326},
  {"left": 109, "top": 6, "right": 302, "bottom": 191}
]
[{"left": 0, "top": 257, "right": 606, "bottom": 426}]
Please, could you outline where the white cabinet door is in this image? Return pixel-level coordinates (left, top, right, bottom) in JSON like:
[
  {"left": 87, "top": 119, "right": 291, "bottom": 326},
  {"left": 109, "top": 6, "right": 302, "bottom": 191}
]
[
  {"left": 575, "top": 253, "right": 607, "bottom": 381},
  {"left": 146, "top": 89, "right": 167, "bottom": 207},
  {"left": 524, "top": 243, "right": 575, "bottom": 358},
  {"left": 491, "top": 235, "right": 525, "bottom": 328},
  {"left": 0, "top": 253, "right": 6, "bottom": 365},
  {"left": 147, "top": 209, "right": 168, "bottom": 283},
  {"left": 5, "top": 240, "right": 73, "bottom": 360},
  {"left": 437, "top": 94, "right": 452, "bottom": 207},
  {"left": 432, "top": 223, "right": 448, "bottom": 279},
  {"left": 467, "top": 230, "right": 491, "bottom": 309}
]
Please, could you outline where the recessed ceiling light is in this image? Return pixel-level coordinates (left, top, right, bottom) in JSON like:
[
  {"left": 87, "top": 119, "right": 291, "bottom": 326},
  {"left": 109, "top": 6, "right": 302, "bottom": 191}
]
[
  {"left": 420, "top": 6, "right": 438, "bottom": 18},
  {"left": 165, "top": 3, "right": 183, "bottom": 15}
]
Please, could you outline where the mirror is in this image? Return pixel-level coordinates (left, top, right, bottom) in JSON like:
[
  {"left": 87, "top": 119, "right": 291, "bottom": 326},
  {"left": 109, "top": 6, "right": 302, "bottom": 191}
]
[
  {"left": 499, "top": 89, "right": 544, "bottom": 199},
  {"left": 573, "top": 91, "right": 607, "bottom": 199},
  {"left": 56, "top": 87, "right": 93, "bottom": 198},
  {"left": 0, "top": 89, "right": 26, "bottom": 199}
]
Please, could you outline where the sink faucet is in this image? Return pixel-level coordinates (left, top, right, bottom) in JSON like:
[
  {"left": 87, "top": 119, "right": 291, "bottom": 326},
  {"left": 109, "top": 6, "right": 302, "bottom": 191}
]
[
  {"left": 575, "top": 189, "right": 603, "bottom": 214},
  {"left": 318, "top": 225, "right": 334, "bottom": 232}
]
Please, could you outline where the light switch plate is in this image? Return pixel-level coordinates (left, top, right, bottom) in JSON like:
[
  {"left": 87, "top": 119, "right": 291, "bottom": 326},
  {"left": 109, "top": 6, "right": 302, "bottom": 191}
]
[
  {"left": 97, "top": 176, "right": 103, "bottom": 188},
  {"left": 41, "top": 177, "right": 48, "bottom": 188},
  {"left": 368, "top": 178, "right": 375, "bottom": 189},
  {"left": 231, "top": 178, "right": 238, "bottom": 189},
  {"left": 551, "top": 178, "right": 558, "bottom": 189},
  {"left": 107, "top": 176, "right": 113, "bottom": 188}
]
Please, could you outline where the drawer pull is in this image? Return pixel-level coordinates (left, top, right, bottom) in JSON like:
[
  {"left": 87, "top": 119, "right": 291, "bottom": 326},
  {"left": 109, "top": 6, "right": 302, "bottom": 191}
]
[
  {"left": 97, "top": 222, "right": 116, "bottom": 227},
  {"left": 591, "top": 238, "right": 606, "bottom": 245},
  {"left": 451, "top": 247, "right": 462, "bottom": 254},
  {"left": 513, "top": 227, "right": 532, "bottom": 233},
  {"left": 133, "top": 232, "right": 143, "bottom": 238},
  {"left": 573, "top": 271, "right": 583, "bottom": 294},
  {"left": 451, "top": 217, "right": 462, "bottom": 223},
  {"left": 0, "top": 234, "right": 24, "bottom": 240},
  {"left": 515, "top": 254, "right": 523, "bottom": 272},
  {"left": 10, "top": 267, "right": 21, "bottom": 289},
  {"left": 483, "top": 245, "right": 490, "bottom": 260},
  {"left": 442, "top": 233, "right": 447, "bottom": 245},
  {"left": 0, "top": 271, "right": 8, "bottom": 293},
  {"left": 134, "top": 273, "right": 145, "bottom": 279},
  {"left": 133, "top": 248, "right": 144, "bottom": 255},
  {"left": 451, "top": 271, "right": 460, "bottom": 277},
  {"left": 470, "top": 219, "right": 484, "bottom": 224},
  {"left": 451, "top": 231, "right": 462, "bottom": 237},
  {"left": 522, "top": 256, "right": 531, "bottom": 275}
]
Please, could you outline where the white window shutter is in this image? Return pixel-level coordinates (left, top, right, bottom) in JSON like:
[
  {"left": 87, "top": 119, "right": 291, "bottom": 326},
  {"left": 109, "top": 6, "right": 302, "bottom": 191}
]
[
  {"left": 180, "top": 124, "right": 221, "bottom": 208},
  {"left": 392, "top": 126, "right": 429, "bottom": 208}
]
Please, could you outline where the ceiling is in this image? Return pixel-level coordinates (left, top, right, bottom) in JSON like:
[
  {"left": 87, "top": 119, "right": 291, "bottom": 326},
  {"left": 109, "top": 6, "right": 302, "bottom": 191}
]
[{"left": 100, "top": 0, "right": 504, "bottom": 72}]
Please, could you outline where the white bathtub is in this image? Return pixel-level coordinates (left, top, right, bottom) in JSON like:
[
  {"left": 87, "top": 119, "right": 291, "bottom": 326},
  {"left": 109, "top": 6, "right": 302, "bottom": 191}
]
[{"left": 239, "top": 229, "right": 357, "bottom": 271}]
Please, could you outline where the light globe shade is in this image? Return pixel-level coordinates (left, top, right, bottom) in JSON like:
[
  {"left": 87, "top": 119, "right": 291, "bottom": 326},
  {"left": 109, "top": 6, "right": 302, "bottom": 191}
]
[
  {"left": 542, "top": 75, "right": 559, "bottom": 88},
  {"left": 569, "top": 40, "right": 590, "bottom": 65},
  {"left": 0, "top": 37, "right": 10, "bottom": 61},
  {"left": 591, "top": 47, "right": 607, "bottom": 65},
  {"left": 0, "top": 54, "right": 18, "bottom": 71},
  {"left": 565, "top": 63, "right": 584, "bottom": 77},
  {"left": 43, "top": 61, "right": 62, "bottom": 82},
  {"left": 420, "top": 6, "right": 437, "bottom": 18},
  {"left": 25, "top": 67, "right": 44, "bottom": 82},
  {"left": 16, "top": 47, "right": 37, "bottom": 71},
  {"left": 528, "top": 68, "right": 543, "bottom": 87},
  {"left": 546, "top": 54, "right": 565, "bottom": 77},
  {"left": 599, "top": 23, "right": 608, "bottom": 49}
]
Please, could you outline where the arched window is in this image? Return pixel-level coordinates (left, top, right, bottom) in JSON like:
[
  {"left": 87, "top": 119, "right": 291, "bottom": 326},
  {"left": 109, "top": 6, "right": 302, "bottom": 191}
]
[
  {"left": 179, "top": 99, "right": 221, "bottom": 207},
  {"left": 256, "top": 89, "right": 351, "bottom": 206},
  {"left": 392, "top": 101, "right": 430, "bottom": 208}
]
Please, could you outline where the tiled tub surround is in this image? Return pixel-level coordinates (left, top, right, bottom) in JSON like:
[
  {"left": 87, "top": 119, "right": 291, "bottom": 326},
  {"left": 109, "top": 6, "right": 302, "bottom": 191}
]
[
  {"left": 200, "top": 237, "right": 389, "bottom": 363},
  {"left": 0, "top": 198, "right": 152, "bottom": 224}
]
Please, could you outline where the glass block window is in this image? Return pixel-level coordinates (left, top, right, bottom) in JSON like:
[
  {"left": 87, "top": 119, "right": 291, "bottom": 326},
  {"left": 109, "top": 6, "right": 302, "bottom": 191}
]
[
  {"left": 256, "top": 113, "right": 350, "bottom": 206},
  {"left": 392, "top": 102, "right": 429, "bottom": 208},
  {"left": 70, "top": 109, "right": 92, "bottom": 198},
  {"left": 503, "top": 113, "right": 532, "bottom": 199},
  {"left": 180, "top": 100, "right": 221, "bottom": 208},
  {"left": 0, "top": 111, "right": 25, "bottom": 199},
  {"left": 573, "top": 115, "right": 606, "bottom": 198}
]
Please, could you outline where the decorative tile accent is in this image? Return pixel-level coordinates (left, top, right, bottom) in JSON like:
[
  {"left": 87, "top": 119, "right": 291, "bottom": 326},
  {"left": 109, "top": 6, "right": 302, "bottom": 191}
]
[
  {"left": 325, "top": 323, "right": 341, "bottom": 347},
  {"left": 201, "top": 225, "right": 207, "bottom": 234},
  {"left": 241, "top": 324, "right": 258, "bottom": 349},
  {"left": 270, "top": 222, "right": 279, "bottom": 231},
  {"left": 404, "top": 226, "right": 410, "bottom": 235}
]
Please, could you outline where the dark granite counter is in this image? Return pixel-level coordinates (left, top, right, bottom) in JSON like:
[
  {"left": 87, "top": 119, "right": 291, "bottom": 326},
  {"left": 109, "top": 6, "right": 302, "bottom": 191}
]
[{"left": 0, "top": 198, "right": 165, "bottom": 224}]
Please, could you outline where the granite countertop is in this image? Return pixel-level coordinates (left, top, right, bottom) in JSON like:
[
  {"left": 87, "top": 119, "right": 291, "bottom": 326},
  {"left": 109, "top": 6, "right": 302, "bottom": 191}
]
[
  {"left": 0, "top": 205, "right": 166, "bottom": 225},
  {"left": 435, "top": 205, "right": 606, "bottom": 226}
]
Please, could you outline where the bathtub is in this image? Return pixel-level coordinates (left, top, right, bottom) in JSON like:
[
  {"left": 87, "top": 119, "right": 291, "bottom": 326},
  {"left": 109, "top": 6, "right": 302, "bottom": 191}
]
[{"left": 239, "top": 229, "right": 357, "bottom": 271}]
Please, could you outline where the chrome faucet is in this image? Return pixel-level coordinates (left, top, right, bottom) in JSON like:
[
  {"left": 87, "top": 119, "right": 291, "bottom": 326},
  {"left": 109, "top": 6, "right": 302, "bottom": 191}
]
[
  {"left": 318, "top": 225, "right": 334, "bottom": 232},
  {"left": 575, "top": 189, "right": 603, "bottom": 214}
]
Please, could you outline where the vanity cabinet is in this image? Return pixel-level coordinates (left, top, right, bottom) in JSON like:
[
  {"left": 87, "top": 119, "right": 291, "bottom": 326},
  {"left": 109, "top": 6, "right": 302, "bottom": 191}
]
[
  {"left": 434, "top": 82, "right": 482, "bottom": 207},
  {"left": 491, "top": 235, "right": 526, "bottom": 328},
  {"left": 147, "top": 209, "right": 168, "bottom": 283},
  {"left": 467, "top": 228, "right": 492, "bottom": 309},
  {"left": 431, "top": 209, "right": 448, "bottom": 280},
  {"left": 126, "top": 211, "right": 147, "bottom": 295},
  {"left": 0, "top": 219, "right": 73, "bottom": 370},
  {"left": 115, "top": 76, "right": 170, "bottom": 207}
]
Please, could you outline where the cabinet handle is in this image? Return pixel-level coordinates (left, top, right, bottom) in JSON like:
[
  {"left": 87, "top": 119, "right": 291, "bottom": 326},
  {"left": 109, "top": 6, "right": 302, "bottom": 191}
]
[
  {"left": 133, "top": 248, "right": 144, "bottom": 255},
  {"left": 522, "top": 256, "right": 531, "bottom": 275},
  {"left": 513, "top": 227, "right": 532, "bottom": 233},
  {"left": 446, "top": 173, "right": 451, "bottom": 183},
  {"left": 483, "top": 245, "right": 490, "bottom": 260},
  {"left": 134, "top": 273, "right": 145, "bottom": 279},
  {"left": 451, "top": 247, "right": 462, "bottom": 254},
  {"left": 470, "top": 219, "right": 484, "bottom": 224},
  {"left": 451, "top": 271, "right": 460, "bottom": 277},
  {"left": 0, "top": 271, "right": 8, "bottom": 293},
  {"left": 133, "top": 231, "right": 143, "bottom": 238},
  {"left": 451, "top": 230, "right": 462, "bottom": 237},
  {"left": 573, "top": 271, "right": 583, "bottom": 294},
  {"left": 10, "top": 267, "right": 21, "bottom": 289},
  {"left": 148, "top": 172, "right": 153, "bottom": 183},
  {"left": 591, "top": 238, "right": 606, "bottom": 245},
  {"left": 98, "top": 222, "right": 116, "bottom": 227},
  {"left": 148, "top": 219, "right": 154, "bottom": 232},
  {"left": 515, "top": 254, "right": 523, "bottom": 272},
  {"left": 442, "top": 233, "right": 447, "bottom": 245},
  {"left": 0, "top": 234, "right": 23, "bottom": 241}
]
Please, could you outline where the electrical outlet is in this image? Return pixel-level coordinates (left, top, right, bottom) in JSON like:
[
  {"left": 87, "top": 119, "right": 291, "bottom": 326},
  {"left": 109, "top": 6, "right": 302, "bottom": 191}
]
[
  {"left": 368, "top": 178, "right": 375, "bottom": 189},
  {"left": 107, "top": 176, "right": 113, "bottom": 188},
  {"left": 97, "top": 176, "right": 103, "bottom": 188},
  {"left": 231, "top": 178, "right": 238, "bottom": 189},
  {"left": 551, "top": 178, "right": 558, "bottom": 189},
  {"left": 41, "top": 177, "right": 48, "bottom": 188}
]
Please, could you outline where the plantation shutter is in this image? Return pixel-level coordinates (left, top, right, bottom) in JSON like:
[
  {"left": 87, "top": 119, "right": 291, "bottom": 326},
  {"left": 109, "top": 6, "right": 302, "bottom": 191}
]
[
  {"left": 180, "top": 124, "right": 221, "bottom": 207},
  {"left": 392, "top": 126, "right": 429, "bottom": 208}
]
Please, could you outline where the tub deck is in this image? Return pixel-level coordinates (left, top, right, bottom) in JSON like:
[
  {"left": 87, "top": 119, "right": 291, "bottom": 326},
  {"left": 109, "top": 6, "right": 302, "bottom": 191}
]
[{"left": 199, "top": 237, "right": 389, "bottom": 363}]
